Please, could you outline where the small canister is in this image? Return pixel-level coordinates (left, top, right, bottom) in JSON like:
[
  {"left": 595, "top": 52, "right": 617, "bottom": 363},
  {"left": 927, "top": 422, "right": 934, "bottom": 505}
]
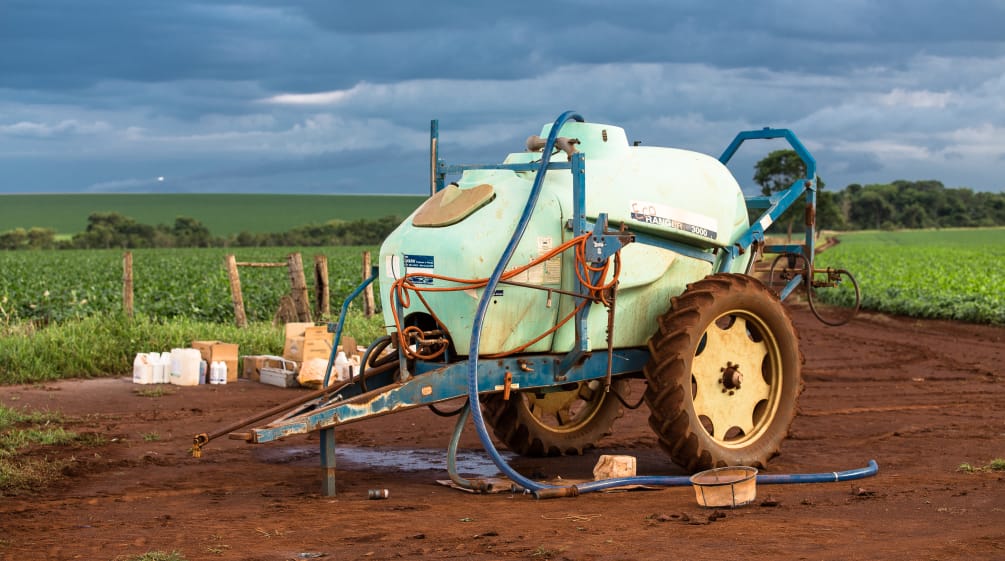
[{"left": 367, "top": 488, "right": 389, "bottom": 500}]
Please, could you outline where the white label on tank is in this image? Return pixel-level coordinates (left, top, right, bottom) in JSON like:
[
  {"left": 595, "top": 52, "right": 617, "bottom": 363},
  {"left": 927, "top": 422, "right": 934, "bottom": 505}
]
[
  {"left": 524, "top": 237, "right": 561, "bottom": 284},
  {"left": 539, "top": 237, "right": 562, "bottom": 284},
  {"left": 629, "top": 200, "right": 719, "bottom": 240}
]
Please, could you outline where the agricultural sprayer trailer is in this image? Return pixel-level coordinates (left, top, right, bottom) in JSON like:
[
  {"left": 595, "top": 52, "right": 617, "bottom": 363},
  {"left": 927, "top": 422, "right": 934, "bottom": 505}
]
[{"left": 194, "top": 111, "right": 872, "bottom": 498}]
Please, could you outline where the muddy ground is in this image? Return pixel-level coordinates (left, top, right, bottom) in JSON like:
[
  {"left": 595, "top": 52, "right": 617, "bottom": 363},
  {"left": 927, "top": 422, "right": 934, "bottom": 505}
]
[{"left": 2, "top": 305, "right": 1004, "bottom": 561}]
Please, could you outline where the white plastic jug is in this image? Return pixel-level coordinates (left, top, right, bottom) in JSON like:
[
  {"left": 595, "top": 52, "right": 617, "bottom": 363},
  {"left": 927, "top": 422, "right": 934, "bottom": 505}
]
[
  {"left": 209, "top": 361, "right": 228, "bottom": 385},
  {"left": 333, "top": 351, "right": 350, "bottom": 382},
  {"left": 149, "top": 352, "right": 166, "bottom": 384},
  {"left": 169, "top": 348, "right": 202, "bottom": 386},
  {"left": 132, "top": 353, "right": 153, "bottom": 385}
]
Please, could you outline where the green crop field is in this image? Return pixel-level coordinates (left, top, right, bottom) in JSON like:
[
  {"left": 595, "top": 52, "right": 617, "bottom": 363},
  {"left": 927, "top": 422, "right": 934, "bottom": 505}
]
[
  {"left": 0, "top": 246, "right": 381, "bottom": 324},
  {"left": 0, "top": 193, "right": 425, "bottom": 236},
  {"left": 815, "top": 228, "right": 1005, "bottom": 324},
  {"left": 2, "top": 228, "right": 1003, "bottom": 328}
]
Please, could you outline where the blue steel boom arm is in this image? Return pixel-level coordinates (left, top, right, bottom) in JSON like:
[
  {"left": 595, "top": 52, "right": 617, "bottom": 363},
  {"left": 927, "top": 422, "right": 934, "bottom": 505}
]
[{"left": 717, "top": 127, "right": 819, "bottom": 300}]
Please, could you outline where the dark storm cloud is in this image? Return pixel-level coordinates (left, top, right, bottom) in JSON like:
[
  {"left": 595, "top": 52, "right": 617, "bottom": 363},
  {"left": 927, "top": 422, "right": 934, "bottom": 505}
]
[
  {"left": 7, "top": 0, "right": 1002, "bottom": 96},
  {"left": 1, "top": 0, "right": 1004, "bottom": 194}
]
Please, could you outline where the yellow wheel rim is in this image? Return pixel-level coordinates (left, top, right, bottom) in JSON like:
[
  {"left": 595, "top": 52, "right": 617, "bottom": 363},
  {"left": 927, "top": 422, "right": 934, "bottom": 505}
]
[{"left": 691, "top": 310, "right": 783, "bottom": 448}]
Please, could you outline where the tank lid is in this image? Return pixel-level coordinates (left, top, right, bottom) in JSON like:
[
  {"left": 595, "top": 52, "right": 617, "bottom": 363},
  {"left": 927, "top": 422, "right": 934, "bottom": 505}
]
[{"left": 539, "top": 121, "right": 629, "bottom": 160}]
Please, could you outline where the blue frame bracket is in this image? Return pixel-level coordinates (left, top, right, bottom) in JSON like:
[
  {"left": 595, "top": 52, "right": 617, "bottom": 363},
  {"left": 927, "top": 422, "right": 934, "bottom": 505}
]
[{"left": 718, "top": 127, "right": 819, "bottom": 286}]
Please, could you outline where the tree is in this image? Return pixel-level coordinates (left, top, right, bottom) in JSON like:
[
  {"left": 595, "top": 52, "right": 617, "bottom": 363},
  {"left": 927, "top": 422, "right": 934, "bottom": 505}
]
[
  {"left": 850, "top": 190, "right": 896, "bottom": 230},
  {"left": 0, "top": 228, "right": 28, "bottom": 250},
  {"left": 172, "top": 217, "right": 212, "bottom": 247},
  {"left": 753, "top": 149, "right": 829, "bottom": 240}
]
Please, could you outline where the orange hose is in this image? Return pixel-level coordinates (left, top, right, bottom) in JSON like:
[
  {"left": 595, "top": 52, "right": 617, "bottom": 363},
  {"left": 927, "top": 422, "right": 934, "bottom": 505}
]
[{"left": 388, "top": 232, "right": 623, "bottom": 360}]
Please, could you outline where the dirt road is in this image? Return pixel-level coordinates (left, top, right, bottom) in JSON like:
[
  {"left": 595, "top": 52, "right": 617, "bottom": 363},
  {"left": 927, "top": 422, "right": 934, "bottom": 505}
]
[{"left": 2, "top": 305, "right": 1003, "bottom": 561}]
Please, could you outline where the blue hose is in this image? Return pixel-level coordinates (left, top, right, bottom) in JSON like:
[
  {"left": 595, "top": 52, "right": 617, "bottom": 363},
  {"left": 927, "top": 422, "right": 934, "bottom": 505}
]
[
  {"left": 532, "top": 460, "right": 880, "bottom": 499},
  {"left": 464, "top": 110, "right": 582, "bottom": 494},
  {"left": 460, "top": 110, "right": 879, "bottom": 499}
]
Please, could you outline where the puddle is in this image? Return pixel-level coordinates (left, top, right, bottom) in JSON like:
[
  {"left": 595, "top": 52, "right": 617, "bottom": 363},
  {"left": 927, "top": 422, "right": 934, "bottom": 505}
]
[{"left": 255, "top": 445, "right": 514, "bottom": 478}]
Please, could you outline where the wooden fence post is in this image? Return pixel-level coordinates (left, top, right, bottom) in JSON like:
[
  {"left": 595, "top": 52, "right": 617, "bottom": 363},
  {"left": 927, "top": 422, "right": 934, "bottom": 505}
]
[
  {"left": 225, "top": 254, "right": 248, "bottom": 328},
  {"left": 287, "top": 252, "right": 312, "bottom": 322},
  {"left": 362, "top": 251, "right": 375, "bottom": 318},
  {"left": 122, "top": 251, "right": 134, "bottom": 318},
  {"left": 314, "top": 254, "right": 330, "bottom": 319}
]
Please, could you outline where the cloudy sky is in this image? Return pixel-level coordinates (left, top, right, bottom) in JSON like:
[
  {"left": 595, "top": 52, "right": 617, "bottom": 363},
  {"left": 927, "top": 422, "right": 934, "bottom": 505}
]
[{"left": 2, "top": 0, "right": 1004, "bottom": 196}]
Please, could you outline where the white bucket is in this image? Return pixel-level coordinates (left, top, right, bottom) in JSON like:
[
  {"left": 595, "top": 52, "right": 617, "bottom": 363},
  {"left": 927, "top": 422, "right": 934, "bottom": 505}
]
[
  {"left": 132, "top": 353, "right": 154, "bottom": 385},
  {"left": 690, "top": 466, "right": 758, "bottom": 508},
  {"left": 169, "top": 348, "right": 202, "bottom": 386}
]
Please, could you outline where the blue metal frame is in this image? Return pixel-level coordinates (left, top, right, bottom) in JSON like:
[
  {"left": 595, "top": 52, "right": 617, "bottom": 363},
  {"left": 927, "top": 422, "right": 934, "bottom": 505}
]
[
  {"left": 321, "top": 265, "right": 379, "bottom": 388},
  {"left": 718, "top": 127, "right": 818, "bottom": 299},
  {"left": 247, "top": 349, "right": 649, "bottom": 443}
]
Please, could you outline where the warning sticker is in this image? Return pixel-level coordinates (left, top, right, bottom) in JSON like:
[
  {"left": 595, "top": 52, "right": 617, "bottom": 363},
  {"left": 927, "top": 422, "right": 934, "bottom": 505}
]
[
  {"left": 525, "top": 237, "right": 562, "bottom": 285},
  {"left": 512, "top": 237, "right": 562, "bottom": 285},
  {"left": 404, "top": 254, "right": 435, "bottom": 285},
  {"left": 539, "top": 237, "right": 562, "bottom": 284},
  {"left": 629, "top": 200, "right": 719, "bottom": 240}
]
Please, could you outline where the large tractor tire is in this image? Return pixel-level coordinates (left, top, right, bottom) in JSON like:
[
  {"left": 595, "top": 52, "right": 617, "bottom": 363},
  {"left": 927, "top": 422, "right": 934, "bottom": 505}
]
[
  {"left": 481, "top": 379, "right": 629, "bottom": 456},
  {"left": 644, "top": 273, "right": 803, "bottom": 472}
]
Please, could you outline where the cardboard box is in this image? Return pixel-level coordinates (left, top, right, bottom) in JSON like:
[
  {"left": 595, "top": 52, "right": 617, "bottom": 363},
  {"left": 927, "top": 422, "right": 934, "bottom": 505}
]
[
  {"left": 242, "top": 355, "right": 285, "bottom": 382},
  {"left": 191, "top": 340, "right": 239, "bottom": 382},
  {"left": 282, "top": 322, "right": 314, "bottom": 363},
  {"left": 302, "top": 325, "right": 334, "bottom": 363}
]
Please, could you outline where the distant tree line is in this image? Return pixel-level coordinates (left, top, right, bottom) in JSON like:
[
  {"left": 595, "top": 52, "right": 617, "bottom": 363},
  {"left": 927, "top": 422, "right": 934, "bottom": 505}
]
[
  {"left": 753, "top": 149, "right": 1005, "bottom": 235},
  {"left": 0, "top": 212, "right": 403, "bottom": 250},
  {"left": 832, "top": 180, "right": 1005, "bottom": 230}
]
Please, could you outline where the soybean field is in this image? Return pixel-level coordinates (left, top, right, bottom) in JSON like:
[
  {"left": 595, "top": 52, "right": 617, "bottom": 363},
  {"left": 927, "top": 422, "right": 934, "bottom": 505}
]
[
  {"left": 3, "top": 228, "right": 1003, "bottom": 326},
  {"left": 815, "top": 228, "right": 1005, "bottom": 324},
  {"left": 0, "top": 247, "right": 379, "bottom": 324}
]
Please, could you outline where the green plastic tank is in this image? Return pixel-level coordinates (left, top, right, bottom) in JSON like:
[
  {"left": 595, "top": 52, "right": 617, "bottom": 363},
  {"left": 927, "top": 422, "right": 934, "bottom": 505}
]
[{"left": 379, "top": 121, "right": 751, "bottom": 356}]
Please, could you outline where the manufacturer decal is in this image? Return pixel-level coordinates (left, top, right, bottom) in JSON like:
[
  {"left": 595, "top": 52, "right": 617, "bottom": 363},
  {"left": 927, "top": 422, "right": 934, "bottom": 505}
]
[
  {"left": 404, "top": 254, "right": 434, "bottom": 285},
  {"left": 629, "top": 200, "right": 719, "bottom": 240}
]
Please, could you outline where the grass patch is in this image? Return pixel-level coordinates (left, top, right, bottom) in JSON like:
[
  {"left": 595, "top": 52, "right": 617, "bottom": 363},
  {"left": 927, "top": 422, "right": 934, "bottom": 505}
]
[
  {"left": 0, "top": 426, "right": 77, "bottom": 453},
  {"left": 142, "top": 432, "right": 160, "bottom": 442},
  {"left": 0, "top": 311, "right": 384, "bottom": 385},
  {"left": 113, "top": 552, "right": 189, "bottom": 561},
  {"left": 0, "top": 456, "right": 74, "bottom": 493},
  {"left": 134, "top": 386, "right": 176, "bottom": 398},
  {"left": 957, "top": 458, "right": 1005, "bottom": 473},
  {"left": 0, "top": 404, "right": 88, "bottom": 493},
  {"left": 0, "top": 404, "right": 110, "bottom": 494},
  {"left": 0, "top": 404, "right": 62, "bottom": 428}
]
